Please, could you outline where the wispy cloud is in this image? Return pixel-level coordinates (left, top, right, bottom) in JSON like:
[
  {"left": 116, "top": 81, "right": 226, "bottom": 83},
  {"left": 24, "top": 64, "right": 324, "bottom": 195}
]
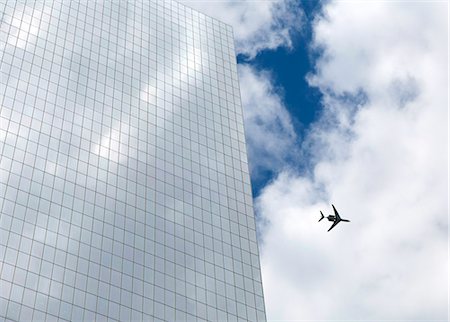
[
  {"left": 258, "top": 1, "right": 448, "bottom": 320},
  {"left": 182, "top": 0, "right": 303, "bottom": 58},
  {"left": 238, "top": 64, "right": 299, "bottom": 181},
  {"left": 180, "top": 0, "right": 306, "bottom": 182}
]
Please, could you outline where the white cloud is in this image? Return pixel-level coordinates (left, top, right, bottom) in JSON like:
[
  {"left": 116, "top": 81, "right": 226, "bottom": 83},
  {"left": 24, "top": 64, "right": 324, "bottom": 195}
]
[
  {"left": 258, "top": 1, "right": 448, "bottom": 320},
  {"left": 238, "top": 64, "right": 299, "bottom": 179},
  {"left": 181, "top": 0, "right": 303, "bottom": 57}
]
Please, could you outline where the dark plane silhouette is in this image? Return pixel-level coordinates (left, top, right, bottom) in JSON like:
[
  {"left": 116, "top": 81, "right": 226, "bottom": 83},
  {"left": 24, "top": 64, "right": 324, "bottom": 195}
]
[{"left": 319, "top": 204, "right": 350, "bottom": 232}]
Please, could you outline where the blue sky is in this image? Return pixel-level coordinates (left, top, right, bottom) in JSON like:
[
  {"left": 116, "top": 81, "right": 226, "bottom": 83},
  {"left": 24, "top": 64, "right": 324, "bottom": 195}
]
[
  {"left": 237, "top": 0, "right": 323, "bottom": 195},
  {"left": 188, "top": 0, "right": 448, "bottom": 320}
]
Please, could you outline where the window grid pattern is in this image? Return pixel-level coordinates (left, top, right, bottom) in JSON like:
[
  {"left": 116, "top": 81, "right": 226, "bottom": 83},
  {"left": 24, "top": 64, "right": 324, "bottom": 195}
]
[{"left": 0, "top": 0, "right": 266, "bottom": 321}]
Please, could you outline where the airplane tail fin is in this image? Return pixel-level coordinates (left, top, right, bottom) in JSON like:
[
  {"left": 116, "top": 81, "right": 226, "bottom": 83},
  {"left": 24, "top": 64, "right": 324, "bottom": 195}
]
[{"left": 319, "top": 211, "right": 325, "bottom": 222}]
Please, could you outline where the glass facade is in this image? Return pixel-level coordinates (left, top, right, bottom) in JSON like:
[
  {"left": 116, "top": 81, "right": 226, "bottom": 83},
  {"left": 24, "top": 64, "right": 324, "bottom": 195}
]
[{"left": 0, "top": 0, "right": 265, "bottom": 321}]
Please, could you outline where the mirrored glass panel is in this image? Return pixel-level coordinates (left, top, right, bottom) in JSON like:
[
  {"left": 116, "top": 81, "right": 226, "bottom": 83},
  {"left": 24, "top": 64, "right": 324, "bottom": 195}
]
[{"left": 0, "top": 0, "right": 265, "bottom": 321}]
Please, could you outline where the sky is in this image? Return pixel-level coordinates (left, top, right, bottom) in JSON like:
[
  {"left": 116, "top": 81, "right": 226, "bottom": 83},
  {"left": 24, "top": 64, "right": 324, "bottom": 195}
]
[{"left": 184, "top": 0, "right": 448, "bottom": 321}]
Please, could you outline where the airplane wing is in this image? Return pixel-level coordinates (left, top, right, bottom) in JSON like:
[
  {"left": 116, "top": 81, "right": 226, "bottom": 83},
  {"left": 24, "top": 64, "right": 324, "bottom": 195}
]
[
  {"left": 332, "top": 204, "right": 341, "bottom": 221},
  {"left": 327, "top": 220, "right": 339, "bottom": 232}
]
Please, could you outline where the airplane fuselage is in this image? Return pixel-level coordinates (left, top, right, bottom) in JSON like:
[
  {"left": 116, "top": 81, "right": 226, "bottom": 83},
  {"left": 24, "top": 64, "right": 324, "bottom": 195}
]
[{"left": 327, "top": 215, "right": 336, "bottom": 222}]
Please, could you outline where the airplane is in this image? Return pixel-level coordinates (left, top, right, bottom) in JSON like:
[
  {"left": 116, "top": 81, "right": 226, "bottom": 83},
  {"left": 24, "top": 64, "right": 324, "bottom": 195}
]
[{"left": 319, "top": 204, "right": 350, "bottom": 232}]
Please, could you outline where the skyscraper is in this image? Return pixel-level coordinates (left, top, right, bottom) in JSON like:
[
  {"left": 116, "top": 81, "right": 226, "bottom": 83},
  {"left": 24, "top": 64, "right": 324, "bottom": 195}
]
[{"left": 0, "top": 0, "right": 266, "bottom": 321}]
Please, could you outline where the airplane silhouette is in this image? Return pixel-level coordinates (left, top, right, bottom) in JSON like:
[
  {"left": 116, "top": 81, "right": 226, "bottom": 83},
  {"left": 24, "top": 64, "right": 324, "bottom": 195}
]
[{"left": 319, "top": 204, "right": 350, "bottom": 232}]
